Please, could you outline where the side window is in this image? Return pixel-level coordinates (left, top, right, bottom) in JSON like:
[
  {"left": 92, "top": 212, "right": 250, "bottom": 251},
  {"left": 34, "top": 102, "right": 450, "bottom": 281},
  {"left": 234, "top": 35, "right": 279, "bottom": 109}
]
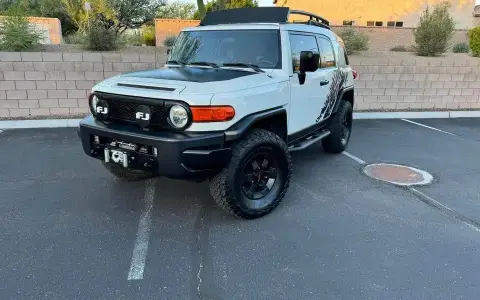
[
  {"left": 317, "top": 37, "right": 336, "bottom": 68},
  {"left": 289, "top": 33, "right": 319, "bottom": 73},
  {"left": 336, "top": 41, "right": 347, "bottom": 67}
]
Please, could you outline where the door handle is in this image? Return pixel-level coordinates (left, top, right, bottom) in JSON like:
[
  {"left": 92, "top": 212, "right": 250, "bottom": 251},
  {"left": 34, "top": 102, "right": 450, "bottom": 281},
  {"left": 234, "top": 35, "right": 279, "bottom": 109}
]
[{"left": 320, "top": 80, "right": 329, "bottom": 86}]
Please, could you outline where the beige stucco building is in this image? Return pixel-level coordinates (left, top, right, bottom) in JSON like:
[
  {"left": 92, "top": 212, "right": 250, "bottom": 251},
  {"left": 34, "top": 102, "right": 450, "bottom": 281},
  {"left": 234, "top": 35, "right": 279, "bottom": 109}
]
[{"left": 275, "top": 0, "right": 480, "bottom": 29}]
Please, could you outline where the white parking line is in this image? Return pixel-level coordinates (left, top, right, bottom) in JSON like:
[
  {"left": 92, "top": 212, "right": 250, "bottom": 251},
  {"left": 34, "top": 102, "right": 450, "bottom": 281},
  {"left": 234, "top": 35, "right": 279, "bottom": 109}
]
[
  {"left": 401, "top": 119, "right": 457, "bottom": 136},
  {"left": 409, "top": 187, "right": 480, "bottom": 233},
  {"left": 341, "top": 150, "right": 480, "bottom": 234},
  {"left": 127, "top": 178, "right": 156, "bottom": 280},
  {"left": 342, "top": 151, "right": 366, "bottom": 164}
]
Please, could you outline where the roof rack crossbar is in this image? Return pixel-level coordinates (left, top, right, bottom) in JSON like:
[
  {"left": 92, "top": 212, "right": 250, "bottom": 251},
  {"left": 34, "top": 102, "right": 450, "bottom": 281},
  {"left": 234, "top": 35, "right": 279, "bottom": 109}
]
[{"left": 289, "top": 10, "right": 330, "bottom": 28}]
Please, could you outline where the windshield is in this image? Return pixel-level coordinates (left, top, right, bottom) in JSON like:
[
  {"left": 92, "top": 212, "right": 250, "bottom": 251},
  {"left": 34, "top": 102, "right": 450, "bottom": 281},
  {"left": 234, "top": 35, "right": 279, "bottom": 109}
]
[{"left": 168, "top": 29, "right": 282, "bottom": 69}]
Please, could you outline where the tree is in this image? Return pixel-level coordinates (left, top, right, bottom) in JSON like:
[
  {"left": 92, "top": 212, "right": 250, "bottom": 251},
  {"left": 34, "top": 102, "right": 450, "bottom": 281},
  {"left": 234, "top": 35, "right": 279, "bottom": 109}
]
[
  {"left": 413, "top": 1, "right": 455, "bottom": 56},
  {"left": 196, "top": 0, "right": 205, "bottom": 20},
  {"left": 193, "top": 0, "right": 257, "bottom": 19},
  {"left": 156, "top": 1, "right": 196, "bottom": 19},
  {"left": 107, "top": 0, "right": 165, "bottom": 34},
  {"left": 60, "top": 0, "right": 116, "bottom": 33}
]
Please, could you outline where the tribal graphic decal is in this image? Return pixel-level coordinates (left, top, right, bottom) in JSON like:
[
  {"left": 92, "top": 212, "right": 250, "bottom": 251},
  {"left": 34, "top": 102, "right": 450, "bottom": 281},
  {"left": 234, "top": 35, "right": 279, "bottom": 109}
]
[{"left": 316, "top": 69, "right": 348, "bottom": 123}]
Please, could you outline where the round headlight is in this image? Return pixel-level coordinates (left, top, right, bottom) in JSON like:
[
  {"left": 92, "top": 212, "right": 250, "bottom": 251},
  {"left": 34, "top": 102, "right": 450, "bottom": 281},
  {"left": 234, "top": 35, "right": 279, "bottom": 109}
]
[
  {"left": 169, "top": 105, "right": 189, "bottom": 129},
  {"left": 90, "top": 95, "right": 99, "bottom": 115}
]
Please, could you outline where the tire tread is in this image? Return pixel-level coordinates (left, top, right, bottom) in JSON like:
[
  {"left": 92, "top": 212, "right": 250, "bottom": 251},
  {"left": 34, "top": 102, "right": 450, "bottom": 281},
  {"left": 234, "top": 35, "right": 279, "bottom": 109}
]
[{"left": 209, "top": 129, "right": 292, "bottom": 219}]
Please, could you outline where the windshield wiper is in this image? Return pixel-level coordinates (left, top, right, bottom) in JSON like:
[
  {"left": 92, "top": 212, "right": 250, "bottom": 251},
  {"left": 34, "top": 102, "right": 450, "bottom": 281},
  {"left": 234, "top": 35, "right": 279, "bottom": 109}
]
[
  {"left": 187, "top": 61, "right": 219, "bottom": 68},
  {"left": 166, "top": 60, "right": 185, "bottom": 66},
  {"left": 222, "top": 63, "right": 265, "bottom": 73}
]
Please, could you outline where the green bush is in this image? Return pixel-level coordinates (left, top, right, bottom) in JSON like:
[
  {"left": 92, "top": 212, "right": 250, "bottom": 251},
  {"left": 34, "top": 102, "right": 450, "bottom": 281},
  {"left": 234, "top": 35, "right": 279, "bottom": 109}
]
[
  {"left": 468, "top": 26, "right": 480, "bottom": 57},
  {"left": 163, "top": 35, "right": 177, "bottom": 48},
  {"left": 0, "top": 9, "right": 42, "bottom": 51},
  {"left": 120, "top": 32, "right": 144, "bottom": 46},
  {"left": 337, "top": 27, "right": 369, "bottom": 54},
  {"left": 84, "top": 21, "right": 118, "bottom": 51},
  {"left": 143, "top": 26, "right": 156, "bottom": 46},
  {"left": 64, "top": 32, "right": 86, "bottom": 44},
  {"left": 390, "top": 45, "right": 409, "bottom": 52},
  {"left": 452, "top": 42, "right": 470, "bottom": 53},
  {"left": 413, "top": 2, "right": 455, "bottom": 56}
]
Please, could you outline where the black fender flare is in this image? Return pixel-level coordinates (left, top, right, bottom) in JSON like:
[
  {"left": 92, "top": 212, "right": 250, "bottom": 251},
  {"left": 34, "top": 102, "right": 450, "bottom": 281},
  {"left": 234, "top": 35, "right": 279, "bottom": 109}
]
[
  {"left": 224, "top": 106, "right": 287, "bottom": 142},
  {"left": 332, "top": 86, "right": 354, "bottom": 114}
]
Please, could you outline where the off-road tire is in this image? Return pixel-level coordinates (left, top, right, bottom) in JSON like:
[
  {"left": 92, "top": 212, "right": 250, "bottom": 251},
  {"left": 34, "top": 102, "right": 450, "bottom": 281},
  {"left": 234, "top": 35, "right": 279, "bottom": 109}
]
[
  {"left": 102, "top": 162, "right": 154, "bottom": 181},
  {"left": 322, "top": 100, "right": 353, "bottom": 153},
  {"left": 209, "top": 129, "right": 292, "bottom": 219}
]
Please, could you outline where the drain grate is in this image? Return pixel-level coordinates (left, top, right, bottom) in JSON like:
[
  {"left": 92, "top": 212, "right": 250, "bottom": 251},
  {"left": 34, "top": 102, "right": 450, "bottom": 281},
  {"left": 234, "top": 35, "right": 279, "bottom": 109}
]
[{"left": 363, "top": 163, "right": 433, "bottom": 186}]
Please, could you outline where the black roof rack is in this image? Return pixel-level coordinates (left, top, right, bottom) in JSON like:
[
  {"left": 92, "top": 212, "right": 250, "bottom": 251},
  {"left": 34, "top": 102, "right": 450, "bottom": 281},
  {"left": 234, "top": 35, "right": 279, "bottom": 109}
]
[
  {"left": 199, "top": 7, "right": 330, "bottom": 30},
  {"left": 289, "top": 9, "right": 330, "bottom": 29}
]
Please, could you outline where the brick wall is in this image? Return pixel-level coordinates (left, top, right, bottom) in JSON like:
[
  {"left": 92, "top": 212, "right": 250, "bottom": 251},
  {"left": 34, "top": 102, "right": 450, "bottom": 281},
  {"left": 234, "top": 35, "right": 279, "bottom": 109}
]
[
  {"left": 153, "top": 19, "right": 471, "bottom": 51},
  {"left": 349, "top": 53, "right": 480, "bottom": 111},
  {"left": 330, "top": 26, "right": 469, "bottom": 51},
  {"left": 1, "top": 51, "right": 480, "bottom": 118},
  {"left": 0, "top": 51, "right": 167, "bottom": 118}
]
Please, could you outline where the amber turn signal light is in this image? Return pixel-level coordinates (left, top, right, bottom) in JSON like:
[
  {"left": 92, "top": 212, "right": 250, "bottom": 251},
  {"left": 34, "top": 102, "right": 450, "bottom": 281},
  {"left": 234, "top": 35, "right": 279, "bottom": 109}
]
[{"left": 191, "top": 106, "right": 235, "bottom": 122}]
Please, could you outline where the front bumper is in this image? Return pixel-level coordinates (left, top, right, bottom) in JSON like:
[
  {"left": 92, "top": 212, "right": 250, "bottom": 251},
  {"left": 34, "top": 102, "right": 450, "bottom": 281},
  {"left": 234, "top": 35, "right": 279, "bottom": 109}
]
[{"left": 78, "top": 115, "right": 231, "bottom": 179}]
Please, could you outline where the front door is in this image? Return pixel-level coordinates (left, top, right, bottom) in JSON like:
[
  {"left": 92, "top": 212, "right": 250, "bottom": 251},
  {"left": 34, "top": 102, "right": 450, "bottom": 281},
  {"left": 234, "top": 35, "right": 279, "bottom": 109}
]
[{"left": 288, "top": 33, "right": 326, "bottom": 135}]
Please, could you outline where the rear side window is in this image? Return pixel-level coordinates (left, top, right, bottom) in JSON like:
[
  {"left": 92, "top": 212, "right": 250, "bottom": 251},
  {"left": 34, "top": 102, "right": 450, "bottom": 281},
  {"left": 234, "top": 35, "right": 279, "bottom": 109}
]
[
  {"left": 340, "top": 41, "right": 349, "bottom": 65},
  {"left": 316, "top": 37, "right": 336, "bottom": 68},
  {"left": 289, "top": 33, "right": 319, "bottom": 72},
  {"left": 336, "top": 40, "right": 349, "bottom": 67}
]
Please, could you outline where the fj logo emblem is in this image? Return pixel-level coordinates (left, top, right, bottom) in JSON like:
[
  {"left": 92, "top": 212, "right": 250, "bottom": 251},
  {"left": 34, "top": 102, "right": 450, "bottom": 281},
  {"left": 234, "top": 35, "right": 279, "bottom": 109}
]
[
  {"left": 96, "top": 106, "right": 108, "bottom": 114},
  {"left": 136, "top": 112, "right": 150, "bottom": 121}
]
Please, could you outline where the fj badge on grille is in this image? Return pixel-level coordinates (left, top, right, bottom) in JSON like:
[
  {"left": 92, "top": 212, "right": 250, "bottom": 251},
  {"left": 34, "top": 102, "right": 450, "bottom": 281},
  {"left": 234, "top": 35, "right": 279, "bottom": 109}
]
[
  {"left": 95, "top": 99, "right": 109, "bottom": 121},
  {"left": 135, "top": 105, "right": 152, "bottom": 128}
]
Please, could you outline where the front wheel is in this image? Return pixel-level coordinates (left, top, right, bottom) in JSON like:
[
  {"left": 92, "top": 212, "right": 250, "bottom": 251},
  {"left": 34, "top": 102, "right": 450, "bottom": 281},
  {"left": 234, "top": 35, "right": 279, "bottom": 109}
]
[
  {"left": 322, "top": 100, "right": 353, "bottom": 153},
  {"left": 209, "top": 129, "right": 292, "bottom": 219}
]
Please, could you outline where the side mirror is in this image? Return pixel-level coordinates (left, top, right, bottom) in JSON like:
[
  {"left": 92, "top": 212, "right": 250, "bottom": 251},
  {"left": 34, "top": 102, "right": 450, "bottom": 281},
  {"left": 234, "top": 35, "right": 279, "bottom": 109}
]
[
  {"left": 300, "top": 51, "right": 319, "bottom": 73},
  {"left": 298, "top": 51, "right": 320, "bottom": 85},
  {"left": 167, "top": 48, "right": 171, "bottom": 55}
]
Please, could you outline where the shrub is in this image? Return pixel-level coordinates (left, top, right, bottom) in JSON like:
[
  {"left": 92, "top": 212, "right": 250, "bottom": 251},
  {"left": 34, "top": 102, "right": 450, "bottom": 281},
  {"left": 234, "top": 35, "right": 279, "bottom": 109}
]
[
  {"left": 64, "top": 32, "right": 86, "bottom": 45},
  {"left": 163, "top": 35, "right": 177, "bottom": 48},
  {"left": 390, "top": 45, "right": 409, "bottom": 52},
  {"left": 413, "top": 2, "right": 455, "bottom": 56},
  {"left": 84, "top": 21, "right": 118, "bottom": 51},
  {"left": 0, "top": 8, "right": 42, "bottom": 51},
  {"left": 452, "top": 42, "right": 470, "bottom": 53},
  {"left": 143, "top": 25, "right": 156, "bottom": 46},
  {"left": 120, "top": 32, "right": 144, "bottom": 46},
  {"left": 337, "top": 27, "right": 369, "bottom": 54},
  {"left": 469, "top": 26, "right": 480, "bottom": 57}
]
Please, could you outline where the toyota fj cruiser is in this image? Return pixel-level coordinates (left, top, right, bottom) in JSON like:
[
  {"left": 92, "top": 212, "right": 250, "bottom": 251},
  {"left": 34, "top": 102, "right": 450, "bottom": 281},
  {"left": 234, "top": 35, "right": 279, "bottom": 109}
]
[{"left": 78, "top": 7, "right": 356, "bottom": 219}]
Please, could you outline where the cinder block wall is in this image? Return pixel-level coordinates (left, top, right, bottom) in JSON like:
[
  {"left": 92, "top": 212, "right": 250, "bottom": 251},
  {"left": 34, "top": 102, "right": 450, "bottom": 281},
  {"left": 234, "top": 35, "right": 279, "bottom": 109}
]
[
  {"left": 330, "top": 26, "right": 469, "bottom": 51},
  {"left": 1, "top": 51, "right": 480, "bottom": 118},
  {"left": 349, "top": 54, "right": 480, "bottom": 111},
  {"left": 0, "top": 51, "right": 167, "bottom": 118}
]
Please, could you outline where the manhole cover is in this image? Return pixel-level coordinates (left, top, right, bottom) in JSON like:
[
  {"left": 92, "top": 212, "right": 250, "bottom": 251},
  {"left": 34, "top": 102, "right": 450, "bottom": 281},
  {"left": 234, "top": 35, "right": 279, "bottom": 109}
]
[{"left": 363, "top": 163, "right": 433, "bottom": 186}]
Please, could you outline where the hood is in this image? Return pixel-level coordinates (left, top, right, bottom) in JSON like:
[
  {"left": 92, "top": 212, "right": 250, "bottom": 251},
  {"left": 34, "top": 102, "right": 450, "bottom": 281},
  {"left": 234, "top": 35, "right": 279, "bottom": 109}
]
[{"left": 92, "top": 66, "right": 283, "bottom": 106}]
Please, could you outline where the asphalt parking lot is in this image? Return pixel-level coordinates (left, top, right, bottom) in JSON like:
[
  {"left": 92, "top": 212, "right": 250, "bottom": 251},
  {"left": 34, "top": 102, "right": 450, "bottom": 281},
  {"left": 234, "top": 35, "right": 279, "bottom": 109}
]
[{"left": 1, "top": 118, "right": 480, "bottom": 300}]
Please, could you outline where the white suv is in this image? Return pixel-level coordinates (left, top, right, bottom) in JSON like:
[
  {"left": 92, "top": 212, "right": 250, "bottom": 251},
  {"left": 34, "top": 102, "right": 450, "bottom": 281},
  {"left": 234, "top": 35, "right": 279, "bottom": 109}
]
[{"left": 78, "top": 7, "right": 356, "bottom": 219}]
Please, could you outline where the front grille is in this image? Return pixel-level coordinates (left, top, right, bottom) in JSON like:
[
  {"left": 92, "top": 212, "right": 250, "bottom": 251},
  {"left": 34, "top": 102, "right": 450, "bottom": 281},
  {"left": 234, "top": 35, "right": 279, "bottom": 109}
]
[{"left": 96, "top": 93, "right": 170, "bottom": 130}]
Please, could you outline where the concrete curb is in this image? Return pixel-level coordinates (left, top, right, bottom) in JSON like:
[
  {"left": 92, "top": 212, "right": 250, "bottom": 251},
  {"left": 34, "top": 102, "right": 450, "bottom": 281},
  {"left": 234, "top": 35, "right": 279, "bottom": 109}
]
[
  {"left": 353, "top": 111, "right": 480, "bottom": 119},
  {"left": 0, "top": 119, "right": 82, "bottom": 129},
  {"left": 0, "top": 111, "right": 479, "bottom": 129}
]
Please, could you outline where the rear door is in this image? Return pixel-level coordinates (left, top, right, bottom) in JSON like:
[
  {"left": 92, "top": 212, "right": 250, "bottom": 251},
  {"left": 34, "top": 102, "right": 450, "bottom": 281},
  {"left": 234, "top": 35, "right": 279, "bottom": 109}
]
[
  {"left": 288, "top": 33, "right": 325, "bottom": 135},
  {"left": 314, "top": 35, "right": 344, "bottom": 122}
]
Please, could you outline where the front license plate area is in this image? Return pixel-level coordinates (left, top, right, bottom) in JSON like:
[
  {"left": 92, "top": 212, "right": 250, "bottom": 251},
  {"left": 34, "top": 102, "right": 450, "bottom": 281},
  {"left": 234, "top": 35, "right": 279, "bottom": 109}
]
[{"left": 105, "top": 148, "right": 129, "bottom": 168}]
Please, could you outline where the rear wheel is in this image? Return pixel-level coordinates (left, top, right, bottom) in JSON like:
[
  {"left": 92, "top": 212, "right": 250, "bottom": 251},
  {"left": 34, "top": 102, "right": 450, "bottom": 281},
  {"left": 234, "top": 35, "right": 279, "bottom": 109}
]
[
  {"left": 209, "top": 129, "right": 292, "bottom": 219},
  {"left": 322, "top": 100, "right": 353, "bottom": 153},
  {"left": 102, "top": 162, "right": 154, "bottom": 181}
]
